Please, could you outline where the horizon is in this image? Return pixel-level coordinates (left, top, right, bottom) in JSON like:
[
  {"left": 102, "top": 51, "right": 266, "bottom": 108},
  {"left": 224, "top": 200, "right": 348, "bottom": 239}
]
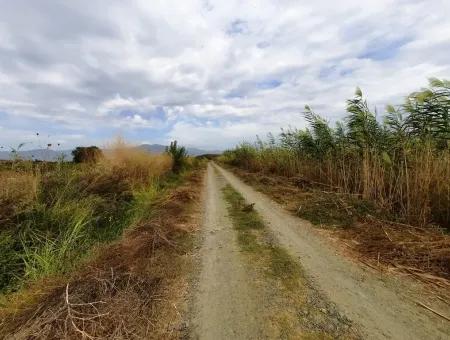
[
  {"left": 1, "top": 1, "right": 449, "bottom": 150},
  {"left": 0, "top": 142, "right": 223, "bottom": 154}
]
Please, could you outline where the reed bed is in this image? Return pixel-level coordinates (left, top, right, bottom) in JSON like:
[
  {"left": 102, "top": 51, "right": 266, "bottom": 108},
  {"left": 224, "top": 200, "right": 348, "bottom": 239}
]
[{"left": 221, "top": 78, "right": 450, "bottom": 229}]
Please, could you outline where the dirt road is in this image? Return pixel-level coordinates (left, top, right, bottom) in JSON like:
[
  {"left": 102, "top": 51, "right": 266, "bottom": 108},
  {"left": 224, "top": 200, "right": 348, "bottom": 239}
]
[
  {"left": 212, "top": 163, "right": 449, "bottom": 339},
  {"left": 191, "top": 163, "right": 449, "bottom": 339},
  {"left": 190, "top": 164, "right": 264, "bottom": 339}
]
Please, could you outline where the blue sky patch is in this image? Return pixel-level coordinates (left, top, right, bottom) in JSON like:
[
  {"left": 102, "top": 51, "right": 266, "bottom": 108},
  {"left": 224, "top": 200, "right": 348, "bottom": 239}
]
[
  {"left": 257, "top": 79, "right": 282, "bottom": 90},
  {"left": 226, "top": 19, "right": 249, "bottom": 35},
  {"left": 319, "top": 65, "right": 353, "bottom": 79},
  {"left": 359, "top": 37, "right": 411, "bottom": 61}
]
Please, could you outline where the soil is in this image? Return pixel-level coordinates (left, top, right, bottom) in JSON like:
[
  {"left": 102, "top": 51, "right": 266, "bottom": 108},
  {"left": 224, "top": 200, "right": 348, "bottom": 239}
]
[
  {"left": 190, "top": 164, "right": 360, "bottom": 339},
  {"left": 190, "top": 164, "right": 264, "bottom": 339}
]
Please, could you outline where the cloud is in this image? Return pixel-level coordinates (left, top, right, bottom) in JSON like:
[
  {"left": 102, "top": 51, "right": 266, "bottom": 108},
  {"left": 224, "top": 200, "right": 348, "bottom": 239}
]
[{"left": 0, "top": 0, "right": 449, "bottom": 150}]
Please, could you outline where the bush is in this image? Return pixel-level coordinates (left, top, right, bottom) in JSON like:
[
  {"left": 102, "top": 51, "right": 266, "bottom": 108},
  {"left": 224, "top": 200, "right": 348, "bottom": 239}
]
[
  {"left": 166, "top": 140, "right": 187, "bottom": 173},
  {"left": 72, "top": 146, "right": 103, "bottom": 163}
]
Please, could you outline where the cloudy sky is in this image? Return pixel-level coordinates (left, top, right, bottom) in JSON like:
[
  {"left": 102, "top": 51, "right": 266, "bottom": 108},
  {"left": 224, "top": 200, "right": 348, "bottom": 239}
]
[{"left": 0, "top": 0, "right": 449, "bottom": 151}]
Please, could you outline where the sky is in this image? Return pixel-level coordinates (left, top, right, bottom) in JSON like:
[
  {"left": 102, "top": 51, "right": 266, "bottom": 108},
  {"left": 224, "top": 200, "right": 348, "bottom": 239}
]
[{"left": 0, "top": 0, "right": 449, "bottom": 151}]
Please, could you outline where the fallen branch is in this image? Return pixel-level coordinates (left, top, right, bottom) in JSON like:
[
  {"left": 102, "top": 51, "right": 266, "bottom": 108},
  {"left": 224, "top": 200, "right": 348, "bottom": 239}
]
[
  {"left": 65, "top": 283, "right": 109, "bottom": 339},
  {"left": 415, "top": 300, "right": 450, "bottom": 322}
]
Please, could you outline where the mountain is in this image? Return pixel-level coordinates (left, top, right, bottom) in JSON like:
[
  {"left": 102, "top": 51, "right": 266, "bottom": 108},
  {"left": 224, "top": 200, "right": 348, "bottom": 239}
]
[
  {"left": 0, "top": 149, "right": 72, "bottom": 161},
  {"left": 138, "top": 144, "right": 222, "bottom": 156},
  {"left": 137, "top": 144, "right": 167, "bottom": 154},
  {"left": 0, "top": 144, "right": 222, "bottom": 161}
]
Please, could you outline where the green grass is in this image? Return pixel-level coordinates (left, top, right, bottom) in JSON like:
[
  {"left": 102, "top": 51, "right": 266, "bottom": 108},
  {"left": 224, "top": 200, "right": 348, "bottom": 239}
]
[
  {"left": 222, "top": 185, "right": 263, "bottom": 252},
  {"left": 0, "top": 162, "right": 182, "bottom": 294},
  {"left": 222, "top": 184, "right": 302, "bottom": 289}
]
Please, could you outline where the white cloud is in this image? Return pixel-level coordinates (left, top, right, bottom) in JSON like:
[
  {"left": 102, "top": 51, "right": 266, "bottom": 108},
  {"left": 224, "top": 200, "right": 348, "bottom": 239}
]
[{"left": 0, "top": 0, "right": 449, "bottom": 149}]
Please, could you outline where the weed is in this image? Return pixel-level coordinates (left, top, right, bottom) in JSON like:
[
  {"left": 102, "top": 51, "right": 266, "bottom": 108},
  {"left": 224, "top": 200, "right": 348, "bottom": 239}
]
[
  {"left": 0, "top": 139, "right": 175, "bottom": 293},
  {"left": 268, "top": 246, "right": 302, "bottom": 289},
  {"left": 222, "top": 185, "right": 264, "bottom": 252},
  {"left": 0, "top": 167, "right": 205, "bottom": 338},
  {"left": 222, "top": 184, "right": 300, "bottom": 289}
]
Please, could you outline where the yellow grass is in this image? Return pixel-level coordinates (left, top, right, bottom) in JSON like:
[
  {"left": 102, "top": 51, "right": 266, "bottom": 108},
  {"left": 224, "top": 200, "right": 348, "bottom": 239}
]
[
  {"left": 0, "top": 171, "right": 37, "bottom": 200},
  {"left": 101, "top": 137, "right": 173, "bottom": 187},
  {"left": 0, "top": 170, "right": 38, "bottom": 220}
]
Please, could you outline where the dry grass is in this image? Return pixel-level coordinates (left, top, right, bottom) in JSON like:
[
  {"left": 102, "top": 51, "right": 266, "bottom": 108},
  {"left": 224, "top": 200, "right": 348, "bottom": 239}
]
[
  {"left": 222, "top": 146, "right": 450, "bottom": 229},
  {"left": 102, "top": 137, "right": 173, "bottom": 188},
  {"left": 0, "top": 170, "right": 38, "bottom": 228},
  {"left": 340, "top": 219, "right": 450, "bottom": 282},
  {"left": 0, "top": 169, "right": 204, "bottom": 339},
  {"left": 0, "top": 138, "right": 175, "bottom": 297},
  {"left": 228, "top": 167, "right": 450, "bottom": 285}
]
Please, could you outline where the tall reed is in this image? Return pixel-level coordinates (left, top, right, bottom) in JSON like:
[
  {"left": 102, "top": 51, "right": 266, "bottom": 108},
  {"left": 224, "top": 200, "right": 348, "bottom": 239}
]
[{"left": 222, "top": 79, "right": 450, "bottom": 228}]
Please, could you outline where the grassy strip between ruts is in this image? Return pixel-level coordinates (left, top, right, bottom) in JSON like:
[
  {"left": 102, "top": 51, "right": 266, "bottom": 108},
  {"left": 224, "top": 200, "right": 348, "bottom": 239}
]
[
  {"left": 222, "top": 184, "right": 301, "bottom": 290},
  {"left": 222, "top": 183, "right": 360, "bottom": 339},
  {"left": 0, "top": 167, "right": 205, "bottom": 339}
]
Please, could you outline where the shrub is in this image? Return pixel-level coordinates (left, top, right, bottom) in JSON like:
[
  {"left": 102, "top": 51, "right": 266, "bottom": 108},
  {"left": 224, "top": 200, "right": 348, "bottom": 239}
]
[
  {"left": 72, "top": 146, "right": 103, "bottom": 163},
  {"left": 166, "top": 140, "right": 187, "bottom": 173}
]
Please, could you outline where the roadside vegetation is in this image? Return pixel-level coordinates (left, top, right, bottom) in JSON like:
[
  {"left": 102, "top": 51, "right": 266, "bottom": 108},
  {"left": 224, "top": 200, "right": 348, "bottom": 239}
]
[
  {"left": 220, "top": 78, "right": 450, "bottom": 282},
  {"left": 222, "top": 183, "right": 359, "bottom": 339},
  {"left": 0, "top": 138, "right": 204, "bottom": 338}
]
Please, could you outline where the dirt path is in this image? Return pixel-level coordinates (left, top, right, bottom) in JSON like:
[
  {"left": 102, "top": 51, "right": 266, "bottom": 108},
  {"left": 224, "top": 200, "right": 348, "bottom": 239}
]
[
  {"left": 214, "top": 163, "right": 450, "bottom": 340},
  {"left": 190, "top": 164, "right": 263, "bottom": 339}
]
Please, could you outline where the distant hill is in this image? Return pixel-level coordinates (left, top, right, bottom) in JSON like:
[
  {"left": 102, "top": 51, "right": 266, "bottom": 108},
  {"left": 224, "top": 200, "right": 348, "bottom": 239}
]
[
  {"left": 0, "top": 144, "right": 222, "bottom": 161},
  {"left": 138, "top": 144, "right": 222, "bottom": 156},
  {"left": 0, "top": 149, "right": 72, "bottom": 161}
]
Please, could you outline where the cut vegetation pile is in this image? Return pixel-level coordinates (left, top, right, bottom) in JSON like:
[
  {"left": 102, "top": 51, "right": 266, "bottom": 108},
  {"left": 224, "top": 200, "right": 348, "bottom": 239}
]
[
  {"left": 220, "top": 78, "right": 450, "bottom": 283},
  {"left": 0, "top": 139, "right": 204, "bottom": 338},
  {"left": 343, "top": 219, "right": 450, "bottom": 283}
]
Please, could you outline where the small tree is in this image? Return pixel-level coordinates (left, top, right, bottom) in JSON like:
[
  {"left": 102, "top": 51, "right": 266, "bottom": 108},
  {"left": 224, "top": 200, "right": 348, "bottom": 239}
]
[
  {"left": 72, "top": 146, "right": 103, "bottom": 163},
  {"left": 166, "top": 141, "right": 187, "bottom": 173}
]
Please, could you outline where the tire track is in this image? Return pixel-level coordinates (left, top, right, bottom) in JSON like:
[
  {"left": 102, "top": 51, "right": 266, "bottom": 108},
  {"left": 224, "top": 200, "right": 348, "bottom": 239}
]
[{"left": 190, "top": 164, "right": 263, "bottom": 340}]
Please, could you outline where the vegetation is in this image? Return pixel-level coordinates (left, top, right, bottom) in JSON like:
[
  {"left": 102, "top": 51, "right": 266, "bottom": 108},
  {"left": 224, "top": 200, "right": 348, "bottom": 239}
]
[
  {"left": 222, "top": 184, "right": 302, "bottom": 288},
  {"left": 0, "top": 160, "right": 204, "bottom": 338},
  {"left": 221, "top": 78, "right": 450, "bottom": 229},
  {"left": 0, "top": 139, "right": 174, "bottom": 294},
  {"left": 166, "top": 140, "right": 188, "bottom": 173},
  {"left": 71, "top": 146, "right": 103, "bottom": 163}
]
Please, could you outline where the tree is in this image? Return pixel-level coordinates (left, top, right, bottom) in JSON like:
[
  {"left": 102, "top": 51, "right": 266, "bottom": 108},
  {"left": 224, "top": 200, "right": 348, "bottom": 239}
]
[
  {"left": 166, "top": 141, "right": 187, "bottom": 173},
  {"left": 71, "top": 146, "right": 103, "bottom": 163}
]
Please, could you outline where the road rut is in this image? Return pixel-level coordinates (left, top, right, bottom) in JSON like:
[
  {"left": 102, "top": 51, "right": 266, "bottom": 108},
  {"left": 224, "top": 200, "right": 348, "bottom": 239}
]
[{"left": 191, "top": 164, "right": 263, "bottom": 339}]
